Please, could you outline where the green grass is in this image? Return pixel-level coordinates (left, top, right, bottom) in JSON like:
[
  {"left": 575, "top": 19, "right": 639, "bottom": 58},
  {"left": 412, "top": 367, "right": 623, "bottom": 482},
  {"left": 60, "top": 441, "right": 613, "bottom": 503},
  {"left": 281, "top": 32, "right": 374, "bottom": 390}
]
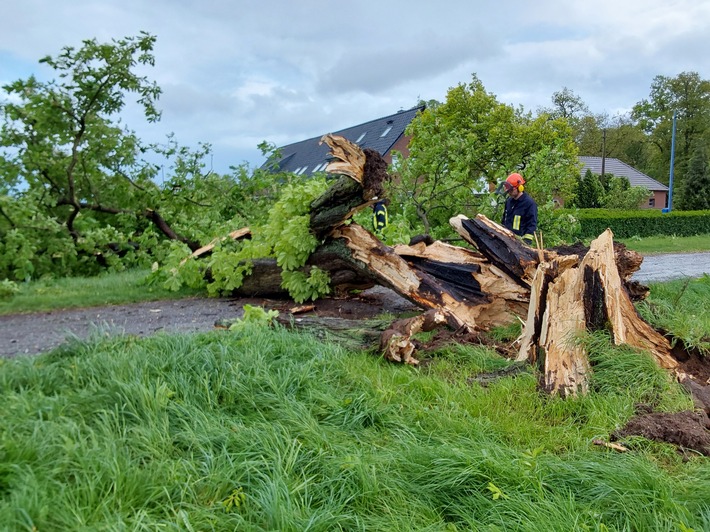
[
  {"left": 638, "top": 275, "right": 710, "bottom": 356},
  {"left": 617, "top": 234, "right": 710, "bottom": 254},
  {"left": 1, "top": 323, "right": 707, "bottom": 531},
  {"left": 0, "top": 269, "right": 203, "bottom": 315}
]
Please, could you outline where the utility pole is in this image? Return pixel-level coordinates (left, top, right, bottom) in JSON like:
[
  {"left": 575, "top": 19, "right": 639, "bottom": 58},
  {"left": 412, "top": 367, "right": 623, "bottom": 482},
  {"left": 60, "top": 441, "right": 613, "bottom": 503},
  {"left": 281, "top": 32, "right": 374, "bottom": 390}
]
[
  {"left": 601, "top": 128, "right": 606, "bottom": 180},
  {"left": 666, "top": 110, "right": 677, "bottom": 212}
]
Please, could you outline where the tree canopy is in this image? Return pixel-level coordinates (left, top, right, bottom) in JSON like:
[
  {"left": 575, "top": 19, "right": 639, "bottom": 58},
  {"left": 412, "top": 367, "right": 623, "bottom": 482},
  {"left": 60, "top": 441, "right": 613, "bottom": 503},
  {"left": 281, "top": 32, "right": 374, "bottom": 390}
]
[{"left": 387, "top": 75, "right": 579, "bottom": 241}]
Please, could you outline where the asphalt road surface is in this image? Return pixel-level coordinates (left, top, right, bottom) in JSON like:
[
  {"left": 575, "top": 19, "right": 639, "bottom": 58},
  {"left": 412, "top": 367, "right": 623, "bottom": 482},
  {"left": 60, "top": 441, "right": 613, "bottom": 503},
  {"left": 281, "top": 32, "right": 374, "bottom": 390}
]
[{"left": 631, "top": 251, "right": 710, "bottom": 283}]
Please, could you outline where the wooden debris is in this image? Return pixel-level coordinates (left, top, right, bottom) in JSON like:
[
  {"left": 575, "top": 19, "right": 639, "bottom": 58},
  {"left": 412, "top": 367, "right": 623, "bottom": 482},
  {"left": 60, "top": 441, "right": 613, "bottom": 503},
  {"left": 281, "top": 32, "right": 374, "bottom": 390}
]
[
  {"left": 179, "top": 227, "right": 251, "bottom": 266},
  {"left": 380, "top": 309, "right": 448, "bottom": 365},
  {"left": 518, "top": 229, "right": 677, "bottom": 396},
  {"left": 592, "top": 439, "right": 628, "bottom": 452},
  {"left": 581, "top": 230, "right": 676, "bottom": 369},
  {"left": 450, "top": 214, "right": 543, "bottom": 286},
  {"left": 184, "top": 133, "right": 685, "bottom": 397},
  {"left": 290, "top": 304, "right": 315, "bottom": 315},
  {"left": 320, "top": 133, "right": 366, "bottom": 184}
]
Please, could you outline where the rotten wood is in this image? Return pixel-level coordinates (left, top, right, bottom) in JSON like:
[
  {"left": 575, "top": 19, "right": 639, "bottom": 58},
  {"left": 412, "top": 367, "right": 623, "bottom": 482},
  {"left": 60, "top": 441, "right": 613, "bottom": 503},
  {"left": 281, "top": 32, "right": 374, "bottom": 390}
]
[
  {"left": 275, "top": 315, "right": 391, "bottom": 350},
  {"left": 332, "top": 223, "right": 492, "bottom": 331},
  {"left": 309, "top": 135, "right": 389, "bottom": 239},
  {"left": 581, "top": 230, "right": 676, "bottom": 369},
  {"left": 450, "top": 214, "right": 543, "bottom": 286},
  {"left": 518, "top": 229, "right": 677, "bottom": 396},
  {"left": 392, "top": 239, "right": 529, "bottom": 328}
]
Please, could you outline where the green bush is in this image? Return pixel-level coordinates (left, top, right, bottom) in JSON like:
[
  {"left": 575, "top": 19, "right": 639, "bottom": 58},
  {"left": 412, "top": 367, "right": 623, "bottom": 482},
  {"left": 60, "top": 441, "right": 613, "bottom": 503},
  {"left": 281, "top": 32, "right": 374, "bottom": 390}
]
[{"left": 561, "top": 208, "right": 710, "bottom": 238}]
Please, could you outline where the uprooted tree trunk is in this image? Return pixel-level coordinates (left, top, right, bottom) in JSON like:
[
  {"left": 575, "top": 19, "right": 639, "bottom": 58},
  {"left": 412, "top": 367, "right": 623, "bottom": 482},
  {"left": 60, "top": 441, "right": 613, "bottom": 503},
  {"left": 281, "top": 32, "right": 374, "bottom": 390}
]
[
  {"left": 184, "top": 133, "right": 685, "bottom": 396},
  {"left": 450, "top": 213, "right": 678, "bottom": 396},
  {"left": 515, "top": 229, "right": 678, "bottom": 396}
]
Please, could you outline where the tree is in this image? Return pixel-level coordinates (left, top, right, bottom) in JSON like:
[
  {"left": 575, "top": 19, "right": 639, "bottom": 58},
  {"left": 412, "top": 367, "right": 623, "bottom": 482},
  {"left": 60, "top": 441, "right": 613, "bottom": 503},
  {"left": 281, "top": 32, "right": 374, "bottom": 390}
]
[
  {"left": 678, "top": 144, "right": 710, "bottom": 210},
  {"left": 574, "top": 169, "right": 604, "bottom": 208},
  {"left": 539, "top": 87, "right": 589, "bottom": 120},
  {"left": 0, "top": 33, "right": 236, "bottom": 280},
  {"left": 601, "top": 176, "right": 650, "bottom": 210},
  {"left": 632, "top": 72, "right": 710, "bottom": 208},
  {"left": 388, "top": 75, "right": 578, "bottom": 240}
]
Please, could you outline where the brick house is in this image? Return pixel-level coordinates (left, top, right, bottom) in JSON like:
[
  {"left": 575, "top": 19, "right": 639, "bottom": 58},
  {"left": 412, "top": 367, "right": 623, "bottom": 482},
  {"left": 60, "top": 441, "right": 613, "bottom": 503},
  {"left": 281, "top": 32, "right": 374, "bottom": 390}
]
[
  {"left": 578, "top": 156, "right": 669, "bottom": 210},
  {"left": 262, "top": 106, "right": 424, "bottom": 175}
]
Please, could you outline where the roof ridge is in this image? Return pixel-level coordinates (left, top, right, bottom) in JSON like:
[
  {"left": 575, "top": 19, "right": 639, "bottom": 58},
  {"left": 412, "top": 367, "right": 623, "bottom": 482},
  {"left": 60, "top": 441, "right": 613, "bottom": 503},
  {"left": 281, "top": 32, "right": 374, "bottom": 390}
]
[{"left": 276, "top": 105, "right": 424, "bottom": 152}]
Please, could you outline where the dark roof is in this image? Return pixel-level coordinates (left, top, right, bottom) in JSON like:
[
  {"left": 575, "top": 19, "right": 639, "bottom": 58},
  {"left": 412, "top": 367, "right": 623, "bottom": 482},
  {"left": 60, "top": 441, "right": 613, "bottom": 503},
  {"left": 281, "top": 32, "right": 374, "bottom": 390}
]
[
  {"left": 578, "top": 156, "right": 668, "bottom": 192},
  {"left": 262, "top": 105, "right": 424, "bottom": 175}
]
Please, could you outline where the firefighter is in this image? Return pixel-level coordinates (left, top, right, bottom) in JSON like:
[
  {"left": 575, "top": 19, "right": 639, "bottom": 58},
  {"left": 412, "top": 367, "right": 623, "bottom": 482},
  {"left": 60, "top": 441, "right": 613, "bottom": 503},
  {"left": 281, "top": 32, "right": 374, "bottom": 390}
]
[
  {"left": 372, "top": 199, "right": 389, "bottom": 234},
  {"left": 501, "top": 173, "right": 537, "bottom": 245}
]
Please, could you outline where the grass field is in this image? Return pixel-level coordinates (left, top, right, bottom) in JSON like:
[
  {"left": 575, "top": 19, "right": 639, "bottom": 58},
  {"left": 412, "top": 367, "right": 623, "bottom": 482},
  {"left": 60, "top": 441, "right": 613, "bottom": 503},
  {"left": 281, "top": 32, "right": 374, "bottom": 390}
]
[
  {"left": 0, "top": 269, "right": 202, "bottom": 316},
  {"left": 1, "top": 324, "right": 707, "bottom": 530},
  {"left": 616, "top": 234, "right": 710, "bottom": 254},
  {"left": 1, "top": 274, "right": 710, "bottom": 530}
]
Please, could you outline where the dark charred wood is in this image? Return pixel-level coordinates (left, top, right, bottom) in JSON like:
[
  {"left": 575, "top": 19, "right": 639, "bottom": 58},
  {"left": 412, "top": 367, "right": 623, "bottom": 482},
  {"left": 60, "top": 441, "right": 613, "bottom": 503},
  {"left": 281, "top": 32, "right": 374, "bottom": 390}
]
[
  {"left": 360, "top": 147, "right": 388, "bottom": 200},
  {"left": 457, "top": 216, "right": 539, "bottom": 287},
  {"left": 404, "top": 257, "right": 491, "bottom": 306}
]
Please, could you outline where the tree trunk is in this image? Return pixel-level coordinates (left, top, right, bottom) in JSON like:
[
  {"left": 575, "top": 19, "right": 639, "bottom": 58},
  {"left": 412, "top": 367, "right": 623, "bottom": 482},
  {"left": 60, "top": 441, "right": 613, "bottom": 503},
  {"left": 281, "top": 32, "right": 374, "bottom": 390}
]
[{"left": 517, "top": 229, "right": 676, "bottom": 396}]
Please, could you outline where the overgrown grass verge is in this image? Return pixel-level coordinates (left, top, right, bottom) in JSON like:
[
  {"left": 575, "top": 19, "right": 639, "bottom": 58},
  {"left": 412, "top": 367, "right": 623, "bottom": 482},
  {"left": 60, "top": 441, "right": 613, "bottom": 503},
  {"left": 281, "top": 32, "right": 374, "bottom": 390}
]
[
  {"left": 1, "top": 324, "right": 706, "bottom": 531},
  {"left": 638, "top": 275, "right": 710, "bottom": 356},
  {"left": 0, "top": 269, "right": 203, "bottom": 315},
  {"left": 617, "top": 234, "right": 710, "bottom": 254}
]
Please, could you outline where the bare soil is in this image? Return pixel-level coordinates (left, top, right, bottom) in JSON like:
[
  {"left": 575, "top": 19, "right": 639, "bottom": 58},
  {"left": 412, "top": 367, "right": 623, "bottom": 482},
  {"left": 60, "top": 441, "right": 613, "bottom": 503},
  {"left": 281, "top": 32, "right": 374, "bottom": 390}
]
[{"left": 3, "top": 283, "right": 710, "bottom": 456}]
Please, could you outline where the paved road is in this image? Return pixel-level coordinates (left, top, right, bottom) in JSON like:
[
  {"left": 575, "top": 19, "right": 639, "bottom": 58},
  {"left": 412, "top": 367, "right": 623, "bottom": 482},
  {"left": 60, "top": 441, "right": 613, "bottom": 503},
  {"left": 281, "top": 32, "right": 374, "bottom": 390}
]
[{"left": 631, "top": 252, "right": 710, "bottom": 283}]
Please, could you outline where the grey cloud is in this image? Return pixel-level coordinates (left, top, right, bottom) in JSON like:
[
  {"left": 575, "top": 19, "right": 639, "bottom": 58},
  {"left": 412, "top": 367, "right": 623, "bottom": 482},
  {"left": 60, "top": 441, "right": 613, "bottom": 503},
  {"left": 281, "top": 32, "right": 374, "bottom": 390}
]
[{"left": 317, "top": 34, "right": 503, "bottom": 95}]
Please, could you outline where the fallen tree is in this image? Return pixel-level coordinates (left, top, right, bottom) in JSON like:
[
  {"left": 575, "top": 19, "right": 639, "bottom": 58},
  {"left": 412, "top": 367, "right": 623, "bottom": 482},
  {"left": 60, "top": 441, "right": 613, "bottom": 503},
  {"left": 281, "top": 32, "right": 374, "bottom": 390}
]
[{"left": 178, "top": 133, "right": 690, "bottom": 396}]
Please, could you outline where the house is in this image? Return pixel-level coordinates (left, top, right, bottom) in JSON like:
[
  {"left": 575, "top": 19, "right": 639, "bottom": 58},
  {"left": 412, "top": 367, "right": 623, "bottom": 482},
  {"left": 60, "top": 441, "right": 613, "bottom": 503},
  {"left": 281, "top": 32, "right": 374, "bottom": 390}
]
[
  {"left": 578, "top": 156, "right": 669, "bottom": 210},
  {"left": 264, "top": 110, "right": 669, "bottom": 210},
  {"left": 263, "top": 106, "right": 424, "bottom": 176}
]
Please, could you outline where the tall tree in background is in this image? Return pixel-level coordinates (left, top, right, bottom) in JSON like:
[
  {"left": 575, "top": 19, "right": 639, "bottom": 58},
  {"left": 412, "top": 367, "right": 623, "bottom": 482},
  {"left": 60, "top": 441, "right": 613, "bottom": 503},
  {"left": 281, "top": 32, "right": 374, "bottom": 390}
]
[
  {"left": 632, "top": 72, "right": 710, "bottom": 208},
  {"left": 678, "top": 143, "right": 710, "bottom": 210},
  {"left": 541, "top": 88, "right": 651, "bottom": 170},
  {"left": 390, "top": 75, "right": 578, "bottom": 239}
]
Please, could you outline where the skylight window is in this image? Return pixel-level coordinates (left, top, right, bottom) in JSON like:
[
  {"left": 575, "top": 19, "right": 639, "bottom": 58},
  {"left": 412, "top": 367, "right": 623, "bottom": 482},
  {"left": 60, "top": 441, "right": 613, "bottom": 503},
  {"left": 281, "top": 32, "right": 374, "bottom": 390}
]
[
  {"left": 356, "top": 132, "right": 366, "bottom": 143},
  {"left": 380, "top": 126, "right": 392, "bottom": 137},
  {"left": 298, "top": 166, "right": 308, "bottom": 175}
]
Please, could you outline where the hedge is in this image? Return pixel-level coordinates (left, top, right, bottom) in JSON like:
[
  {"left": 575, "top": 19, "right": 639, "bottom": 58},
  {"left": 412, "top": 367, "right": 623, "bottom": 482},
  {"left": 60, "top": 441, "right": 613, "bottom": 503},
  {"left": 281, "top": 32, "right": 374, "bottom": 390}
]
[{"left": 559, "top": 209, "right": 710, "bottom": 239}]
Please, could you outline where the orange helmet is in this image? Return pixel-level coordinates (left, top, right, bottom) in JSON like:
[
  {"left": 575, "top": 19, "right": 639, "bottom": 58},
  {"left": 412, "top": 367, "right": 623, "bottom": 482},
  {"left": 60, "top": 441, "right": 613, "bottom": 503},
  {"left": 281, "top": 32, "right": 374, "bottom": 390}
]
[{"left": 503, "top": 173, "right": 525, "bottom": 192}]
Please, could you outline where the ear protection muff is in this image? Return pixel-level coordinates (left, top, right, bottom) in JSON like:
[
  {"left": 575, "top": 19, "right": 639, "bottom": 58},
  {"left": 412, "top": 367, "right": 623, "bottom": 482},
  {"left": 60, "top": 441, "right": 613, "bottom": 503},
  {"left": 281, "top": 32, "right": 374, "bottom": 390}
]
[{"left": 518, "top": 184, "right": 524, "bottom": 192}]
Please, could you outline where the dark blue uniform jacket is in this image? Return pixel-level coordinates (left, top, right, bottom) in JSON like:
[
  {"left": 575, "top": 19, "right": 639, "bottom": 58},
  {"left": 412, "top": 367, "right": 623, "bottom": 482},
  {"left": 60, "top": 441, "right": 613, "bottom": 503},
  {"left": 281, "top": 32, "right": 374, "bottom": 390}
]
[{"left": 502, "top": 193, "right": 537, "bottom": 242}]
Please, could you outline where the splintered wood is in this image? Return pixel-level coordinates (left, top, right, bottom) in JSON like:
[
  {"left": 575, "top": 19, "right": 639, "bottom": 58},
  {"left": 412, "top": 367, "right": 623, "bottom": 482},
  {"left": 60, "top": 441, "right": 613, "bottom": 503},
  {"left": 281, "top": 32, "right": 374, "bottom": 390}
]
[{"left": 517, "top": 229, "right": 676, "bottom": 396}]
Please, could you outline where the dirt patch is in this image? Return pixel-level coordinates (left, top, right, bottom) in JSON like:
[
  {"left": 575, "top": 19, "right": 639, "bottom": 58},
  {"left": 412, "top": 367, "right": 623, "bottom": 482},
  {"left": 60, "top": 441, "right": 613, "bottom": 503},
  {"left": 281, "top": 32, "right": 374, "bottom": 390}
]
[{"left": 613, "top": 407, "right": 710, "bottom": 456}]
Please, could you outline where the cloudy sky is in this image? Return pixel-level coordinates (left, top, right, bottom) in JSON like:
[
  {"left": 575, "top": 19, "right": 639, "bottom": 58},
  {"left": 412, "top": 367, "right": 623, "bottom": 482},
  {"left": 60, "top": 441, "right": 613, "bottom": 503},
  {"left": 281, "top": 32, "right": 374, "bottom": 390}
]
[{"left": 2, "top": 0, "right": 709, "bottom": 173}]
